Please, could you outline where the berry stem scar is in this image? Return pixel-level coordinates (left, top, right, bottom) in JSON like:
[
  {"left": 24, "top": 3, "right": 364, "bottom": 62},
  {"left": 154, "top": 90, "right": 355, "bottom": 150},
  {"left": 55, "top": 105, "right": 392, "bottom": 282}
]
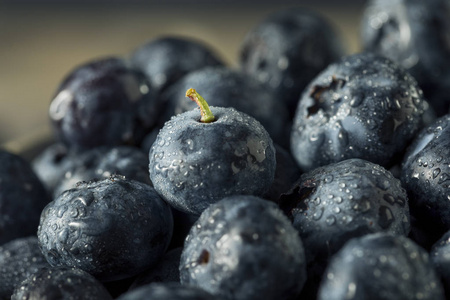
[{"left": 186, "top": 88, "right": 215, "bottom": 123}]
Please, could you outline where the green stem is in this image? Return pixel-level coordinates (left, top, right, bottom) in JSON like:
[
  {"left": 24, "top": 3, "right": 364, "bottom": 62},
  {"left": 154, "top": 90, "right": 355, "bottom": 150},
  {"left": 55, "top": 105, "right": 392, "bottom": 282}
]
[{"left": 185, "top": 88, "right": 215, "bottom": 123}]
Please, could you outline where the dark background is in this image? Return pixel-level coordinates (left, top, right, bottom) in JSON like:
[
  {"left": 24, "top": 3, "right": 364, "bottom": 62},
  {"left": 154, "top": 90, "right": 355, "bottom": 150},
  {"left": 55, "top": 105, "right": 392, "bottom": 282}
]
[{"left": 0, "top": 0, "right": 366, "bottom": 153}]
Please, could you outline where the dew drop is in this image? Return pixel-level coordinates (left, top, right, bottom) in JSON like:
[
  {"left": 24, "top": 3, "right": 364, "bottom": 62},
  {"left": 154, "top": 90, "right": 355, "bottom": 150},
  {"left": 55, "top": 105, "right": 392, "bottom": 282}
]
[
  {"left": 326, "top": 215, "right": 336, "bottom": 225},
  {"left": 313, "top": 208, "right": 324, "bottom": 220},
  {"left": 433, "top": 168, "right": 441, "bottom": 179},
  {"left": 378, "top": 206, "right": 394, "bottom": 229}
]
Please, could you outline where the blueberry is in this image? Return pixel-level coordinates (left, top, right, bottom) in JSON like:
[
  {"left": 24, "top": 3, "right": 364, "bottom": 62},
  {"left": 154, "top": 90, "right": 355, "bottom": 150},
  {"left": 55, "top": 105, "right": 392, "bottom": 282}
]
[
  {"left": 49, "top": 57, "right": 159, "bottom": 150},
  {"left": 117, "top": 282, "right": 221, "bottom": 300},
  {"left": 130, "top": 36, "right": 224, "bottom": 95},
  {"left": 279, "top": 158, "right": 410, "bottom": 297},
  {"left": 361, "top": 0, "right": 450, "bottom": 115},
  {"left": 11, "top": 267, "right": 113, "bottom": 300},
  {"left": 0, "top": 149, "right": 50, "bottom": 245},
  {"left": 290, "top": 52, "right": 429, "bottom": 172},
  {"left": 52, "top": 145, "right": 151, "bottom": 198},
  {"left": 149, "top": 89, "right": 276, "bottom": 215},
  {"left": 180, "top": 195, "right": 307, "bottom": 300},
  {"left": 239, "top": 7, "right": 345, "bottom": 118},
  {"left": 128, "top": 247, "right": 182, "bottom": 290},
  {"left": 430, "top": 230, "right": 450, "bottom": 298},
  {"left": 401, "top": 115, "right": 450, "bottom": 232},
  {"left": 37, "top": 175, "right": 173, "bottom": 282},
  {"left": 0, "top": 237, "right": 51, "bottom": 299},
  {"left": 318, "top": 233, "right": 445, "bottom": 300},
  {"left": 160, "top": 67, "right": 290, "bottom": 147}
]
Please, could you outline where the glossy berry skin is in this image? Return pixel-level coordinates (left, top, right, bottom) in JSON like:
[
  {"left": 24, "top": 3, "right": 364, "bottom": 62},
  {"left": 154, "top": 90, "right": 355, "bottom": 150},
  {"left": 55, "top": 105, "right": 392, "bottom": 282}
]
[
  {"left": 53, "top": 145, "right": 151, "bottom": 198},
  {"left": 38, "top": 176, "right": 173, "bottom": 282},
  {"left": 11, "top": 267, "right": 113, "bottom": 300},
  {"left": 180, "top": 196, "right": 307, "bottom": 300},
  {"left": 130, "top": 36, "right": 224, "bottom": 95},
  {"left": 0, "top": 149, "right": 49, "bottom": 245},
  {"left": 161, "top": 67, "right": 290, "bottom": 147},
  {"left": 49, "top": 57, "right": 158, "bottom": 150},
  {"left": 361, "top": 0, "right": 450, "bottom": 114},
  {"left": 149, "top": 106, "right": 276, "bottom": 215},
  {"left": 430, "top": 230, "right": 450, "bottom": 298},
  {"left": 239, "top": 8, "right": 344, "bottom": 117},
  {"left": 279, "top": 158, "right": 410, "bottom": 288},
  {"left": 318, "top": 233, "right": 445, "bottom": 300},
  {"left": 290, "top": 52, "right": 429, "bottom": 172},
  {"left": 118, "top": 282, "right": 221, "bottom": 300},
  {"left": 0, "top": 237, "right": 51, "bottom": 300},
  {"left": 401, "top": 115, "right": 450, "bottom": 230}
]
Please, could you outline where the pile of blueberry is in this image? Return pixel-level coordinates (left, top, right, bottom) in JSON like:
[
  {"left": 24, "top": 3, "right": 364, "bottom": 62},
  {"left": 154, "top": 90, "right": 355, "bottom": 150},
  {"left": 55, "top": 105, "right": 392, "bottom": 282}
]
[{"left": 2, "top": 1, "right": 450, "bottom": 299}]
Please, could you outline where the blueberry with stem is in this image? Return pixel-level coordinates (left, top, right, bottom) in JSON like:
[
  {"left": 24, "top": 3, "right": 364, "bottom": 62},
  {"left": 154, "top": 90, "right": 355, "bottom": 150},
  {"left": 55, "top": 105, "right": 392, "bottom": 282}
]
[{"left": 149, "top": 88, "right": 276, "bottom": 215}]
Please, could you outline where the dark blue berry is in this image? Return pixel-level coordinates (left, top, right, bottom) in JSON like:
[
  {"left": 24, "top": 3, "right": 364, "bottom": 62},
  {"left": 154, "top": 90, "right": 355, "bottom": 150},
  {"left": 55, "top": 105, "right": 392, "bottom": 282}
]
[
  {"left": 11, "top": 267, "right": 113, "bottom": 300},
  {"left": 49, "top": 57, "right": 159, "bottom": 150},
  {"left": 0, "top": 237, "right": 51, "bottom": 299},
  {"left": 239, "top": 7, "right": 345, "bottom": 118},
  {"left": 130, "top": 36, "right": 224, "bottom": 95},
  {"left": 0, "top": 149, "right": 49, "bottom": 245},
  {"left": 149, "top": 105, "right": 276, "bottom": 215},
  {"left": 401, "top": 115, "right": 450, "bottom": 232},
  {"left": 37, "top": 175, "right": 173, "bottom": 282},
  {"left": 361, "top": 0, "right": 450, "bottom": 115},
  {"left": 180, "top": 195, "right": 307, "bottom": 300},
  {"left": 52, "top": 145, "right": 151, "bottom": 198},
  {"left": 318, "top": 233, "right": 445, "bottom": 300},
  {"left": 290, "top": 52, "right": 429, "bottom": 172}
]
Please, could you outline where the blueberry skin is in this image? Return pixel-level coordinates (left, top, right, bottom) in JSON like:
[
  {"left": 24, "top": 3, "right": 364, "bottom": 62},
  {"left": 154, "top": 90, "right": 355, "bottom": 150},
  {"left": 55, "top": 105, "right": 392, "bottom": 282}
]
[
  {"left": 239, "top": 8, "right": 345, "bottom": 117},
  {"left": 279, "top": 159, "right": 410, "bottom": 274},
  {"left": 49, "top": 57, "right": 159, "bottom": 150},
  {"left": 180, "top": 195, "right": 307, "bottom": 300},
  {"left": 430, "top": 230, "right": 450, "bottom": 298},
  {"left": 128, "top": 247, "right": 182, "bottom": 290},
  {"left": 149, "top": 106, "right": 276, "bottom": 215},
  {"left": 53, "top": 145, "right": 151, "bottom": 198},
  {"left": 401, "top": 115, "right": 450, "bottom": 230},
  {"left": 11, "top": 267, "right": 113, "bottom": 300},
  {"left": 118, "top": 282, "right": 221, "bottom": 300},
  {"left": 290, "top": 52, "right": 429, "bottom": 172},
  {"left": 318, "top": 233, "right": 445, "bottom": 300},
  {"left": 0, "top": 149, "right": 50, "bottom": 245},
  {"left": 161, "top": 67, "right": 290, "bottom": 147},
  {"left": 361, "top": 0, "right": 450, "bottom": 115},
  {"left": 130, "top": 36, "right": 224, "bottom": 95},
  {"left": 38, "top": 176, "right": 173, "bottom": 282},
  {"left": 0, "top": 237, "right": 51, "bottom": 300}
]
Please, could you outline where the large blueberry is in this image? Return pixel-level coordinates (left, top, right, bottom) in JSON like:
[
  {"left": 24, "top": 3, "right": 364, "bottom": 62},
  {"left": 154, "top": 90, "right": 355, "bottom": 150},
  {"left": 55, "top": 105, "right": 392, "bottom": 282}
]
[
  {"left": 179, "top": 195, "right": 307, "bottom": 300},
  {"left": 0, "top": 149, "right": 49, "bottom": 245},
  {"left": 38, "top": 175, "right": 173, "bottom": 282},
  {"left": 149, "top": 94, "right": 276, "bottom": 215},
  {"left": 52, "top": 145, "right": 151, "bottom": 198},
  {"left": 130, "top": 36, "right": 224, "bottom": 95},
  {"left": 401, "top": 115, "right": 450, "bottom": 231},
  {"left": 361, "top": 0, "right": 450, "bottom": 115},
  {"left": 49, "top": 57, "right": 159, "bottom": 150},
  {"left": 279, "top": 158, "right": 410, "bottom": 297},
  {"left": 160, "top": 67, "right": 290, "bottom": 147},
  {"left": 290, "top": 52, "right": 429, "bottom": 172},
  {"left": 11, "top": 267, "right": 113, "bottom": 300},
  {"left": 239, "top": 7, "right": 345, "bottom": 117},
  {"left": 318, "top": 233, "right": 445, "bottom": 300}
]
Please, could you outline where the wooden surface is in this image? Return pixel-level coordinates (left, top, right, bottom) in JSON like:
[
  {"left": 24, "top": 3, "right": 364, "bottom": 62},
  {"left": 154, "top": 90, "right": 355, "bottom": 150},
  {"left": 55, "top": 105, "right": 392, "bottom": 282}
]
[{"left": 0, "top": 2, "right": 365, "bottom": 155}]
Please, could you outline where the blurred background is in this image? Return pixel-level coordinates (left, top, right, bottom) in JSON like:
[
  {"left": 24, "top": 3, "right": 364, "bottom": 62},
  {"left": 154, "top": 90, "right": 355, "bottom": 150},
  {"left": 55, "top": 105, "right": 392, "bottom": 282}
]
[{"left": 0, "top": 0, "right": 365, "bottom": 154}]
